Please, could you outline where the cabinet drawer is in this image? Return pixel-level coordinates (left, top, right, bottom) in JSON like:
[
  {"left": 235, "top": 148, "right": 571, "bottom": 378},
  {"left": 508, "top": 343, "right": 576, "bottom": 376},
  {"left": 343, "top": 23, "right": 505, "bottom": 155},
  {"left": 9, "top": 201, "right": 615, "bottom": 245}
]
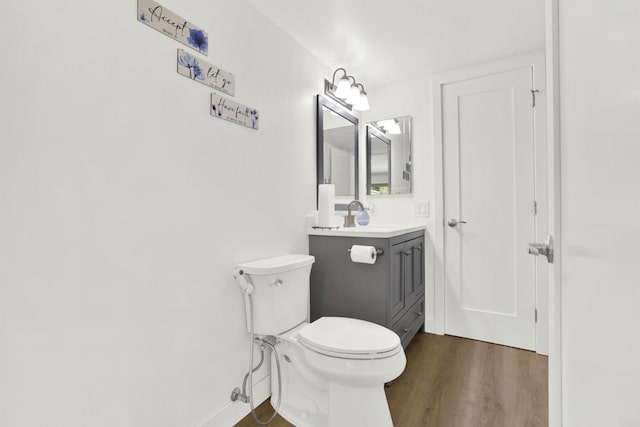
[{"left": 392, "top": 296, "right": 425, "bottom": 349}]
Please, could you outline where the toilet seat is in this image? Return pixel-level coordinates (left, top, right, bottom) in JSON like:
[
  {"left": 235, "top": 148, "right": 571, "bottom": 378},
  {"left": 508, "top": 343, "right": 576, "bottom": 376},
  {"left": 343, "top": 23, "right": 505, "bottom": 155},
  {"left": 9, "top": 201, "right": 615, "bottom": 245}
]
[{"left": 297, "top": 317, "right": 401, "bottom": 360}]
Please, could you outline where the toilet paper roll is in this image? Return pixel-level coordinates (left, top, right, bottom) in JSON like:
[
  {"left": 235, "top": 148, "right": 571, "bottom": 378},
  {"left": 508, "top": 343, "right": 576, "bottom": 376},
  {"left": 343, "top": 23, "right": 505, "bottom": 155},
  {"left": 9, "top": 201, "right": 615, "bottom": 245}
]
[
  {"left": 350, "top": 245, "right": 377, "bottom": 264},
  {"left": 317, "top": 184, "right": 336, "bottom": 228}
]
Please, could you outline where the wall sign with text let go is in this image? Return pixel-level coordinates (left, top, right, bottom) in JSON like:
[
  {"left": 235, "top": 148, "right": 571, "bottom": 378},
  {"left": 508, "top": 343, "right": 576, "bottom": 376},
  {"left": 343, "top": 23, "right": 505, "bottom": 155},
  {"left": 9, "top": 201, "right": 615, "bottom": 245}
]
[
  {"left": 137, "top": 0, "right": 208, "bottom": 55},
  {"left": 177, "top": 49, "right": 235, "bottom": 96},
  {"left": 211, "top": 94, "right": 259, "bottom": 130}
]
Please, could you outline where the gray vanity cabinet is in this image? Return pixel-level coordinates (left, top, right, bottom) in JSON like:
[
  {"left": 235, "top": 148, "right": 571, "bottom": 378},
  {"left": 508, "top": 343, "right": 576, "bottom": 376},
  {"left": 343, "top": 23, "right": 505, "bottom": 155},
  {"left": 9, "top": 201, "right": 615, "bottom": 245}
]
[
  {"left": 309, "top": 229, "right": 425, "bottom": 349},
  {"left": 390, "top": 236, "right": 424, "bottom": 323}
]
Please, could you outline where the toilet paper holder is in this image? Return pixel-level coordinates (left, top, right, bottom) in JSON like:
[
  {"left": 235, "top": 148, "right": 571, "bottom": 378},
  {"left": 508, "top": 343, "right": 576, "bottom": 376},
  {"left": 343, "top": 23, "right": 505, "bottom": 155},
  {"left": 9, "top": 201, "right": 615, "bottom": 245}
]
[{"left": 347, "top": 247, "right": 384, "bottom": 256}]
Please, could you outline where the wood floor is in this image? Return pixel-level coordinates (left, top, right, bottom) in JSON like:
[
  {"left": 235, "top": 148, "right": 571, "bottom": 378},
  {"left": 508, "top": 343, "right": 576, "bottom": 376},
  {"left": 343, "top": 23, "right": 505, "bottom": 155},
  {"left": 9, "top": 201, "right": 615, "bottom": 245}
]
[{"left": 235, "top": 333, "right": 548, "bottom": 427}]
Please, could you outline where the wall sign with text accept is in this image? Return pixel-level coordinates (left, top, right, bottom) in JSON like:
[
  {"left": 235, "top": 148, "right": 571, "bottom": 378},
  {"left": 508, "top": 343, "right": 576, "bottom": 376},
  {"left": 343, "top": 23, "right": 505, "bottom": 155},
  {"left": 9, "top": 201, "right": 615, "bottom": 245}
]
[
  {"left": 211, "top": 94, "right": 259, "bottom": 130},
  {"left": 137, "top": 0, "right": 209, "bottom": 55}
]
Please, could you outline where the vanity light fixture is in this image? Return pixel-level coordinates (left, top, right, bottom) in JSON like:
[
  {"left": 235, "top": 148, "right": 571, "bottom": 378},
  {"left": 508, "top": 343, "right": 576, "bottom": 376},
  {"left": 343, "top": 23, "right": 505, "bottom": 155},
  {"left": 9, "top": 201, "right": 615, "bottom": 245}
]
[
  {"left": 325, "top": 68, "right": 370, "bottom": 111},
  {"left": 377, "top": 119, "right": 401, "bottom": 135}
]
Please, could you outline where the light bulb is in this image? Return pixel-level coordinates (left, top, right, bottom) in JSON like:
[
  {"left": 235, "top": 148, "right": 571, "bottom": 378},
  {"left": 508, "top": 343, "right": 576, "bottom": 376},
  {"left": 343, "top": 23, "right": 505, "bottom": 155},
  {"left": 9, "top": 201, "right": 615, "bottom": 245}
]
[
  {"left": 377, "top": 120, "right": 395, "bottom": 129},
  {"left": 353, "top": 92, "right": 370, "bottom": 111},
  {"left": 387, "top": 122, "right": 401, "bottom": 134},
  {"left": 334, "top": 76, "right": 351, "bottom": 99},
  {"left": 346, "top": 84, "right": 361, "bottom": 105}
]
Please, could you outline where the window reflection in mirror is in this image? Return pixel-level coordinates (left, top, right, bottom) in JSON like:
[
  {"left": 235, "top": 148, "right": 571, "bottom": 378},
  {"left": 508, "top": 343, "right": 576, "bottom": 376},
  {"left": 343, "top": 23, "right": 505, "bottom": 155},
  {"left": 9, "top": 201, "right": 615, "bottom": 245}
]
[
  {"left": 366, "top": 116, "right": 412, "bottom": 195},
  {"left": 316, "top": 95, "right": 359, "bottom": 202},
  {"left": 366, "top": 125, "right": 391, "bottom": 195}
]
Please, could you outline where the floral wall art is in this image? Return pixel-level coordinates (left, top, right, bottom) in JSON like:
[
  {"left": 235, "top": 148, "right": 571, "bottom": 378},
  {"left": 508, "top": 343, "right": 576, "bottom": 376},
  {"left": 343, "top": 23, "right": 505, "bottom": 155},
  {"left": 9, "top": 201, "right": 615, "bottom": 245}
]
[
  {"left": 211, "top": 94, "right": 259, "bottom": 130},
  {"left": 137, "top": 0, "right": 260, "bottom": 131},
  {"left": 137, "top": 0, "right": 208, "bottom": 55},
  {"left": 177, "top": 49, "right": 235, "bottom": 96}
]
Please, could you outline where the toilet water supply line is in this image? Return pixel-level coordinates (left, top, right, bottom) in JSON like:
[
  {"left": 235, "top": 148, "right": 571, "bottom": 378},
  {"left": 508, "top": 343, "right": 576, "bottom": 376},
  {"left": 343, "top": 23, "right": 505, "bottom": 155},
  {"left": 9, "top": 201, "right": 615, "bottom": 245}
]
[{"left": 231, "top": 269, "right": 283, "bottom": 426}]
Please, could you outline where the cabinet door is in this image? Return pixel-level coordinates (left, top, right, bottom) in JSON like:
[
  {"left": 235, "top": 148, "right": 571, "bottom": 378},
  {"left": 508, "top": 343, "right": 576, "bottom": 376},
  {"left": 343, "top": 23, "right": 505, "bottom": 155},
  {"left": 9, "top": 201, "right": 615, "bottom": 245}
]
[
  {"left": 390, "top": 242, "right": 406, "bottom": 320},
  {"left": 405, "top": 236, "right": 425, "bottom": 308}
]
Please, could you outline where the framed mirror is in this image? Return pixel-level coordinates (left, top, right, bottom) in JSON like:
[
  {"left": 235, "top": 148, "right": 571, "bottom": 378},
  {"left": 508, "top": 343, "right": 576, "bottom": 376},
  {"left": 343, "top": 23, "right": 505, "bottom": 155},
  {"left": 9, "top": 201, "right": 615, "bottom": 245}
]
[
  {"left": 366, "top": 116, "right": 412, "bottom": 195},
  {"left": 316, "top": 95, "right": 359, "bottom": 202}
]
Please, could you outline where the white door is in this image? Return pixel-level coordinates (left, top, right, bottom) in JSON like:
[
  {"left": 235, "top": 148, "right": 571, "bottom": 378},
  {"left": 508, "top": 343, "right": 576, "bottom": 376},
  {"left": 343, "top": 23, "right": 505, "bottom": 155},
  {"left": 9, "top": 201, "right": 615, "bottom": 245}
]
[{"left": 443, "top": 67, "right": 537, "bottom": 350}]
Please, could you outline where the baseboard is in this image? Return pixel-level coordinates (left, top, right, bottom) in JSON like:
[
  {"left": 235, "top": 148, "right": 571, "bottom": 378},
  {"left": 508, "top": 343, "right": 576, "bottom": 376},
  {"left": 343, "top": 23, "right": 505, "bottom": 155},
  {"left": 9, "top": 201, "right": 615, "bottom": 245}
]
[
  {"left": 424, "top": 318, "right": 439, "bottom": 334},
  {"left": 196, "top": 374, "right": 271, "bottom": 427}
]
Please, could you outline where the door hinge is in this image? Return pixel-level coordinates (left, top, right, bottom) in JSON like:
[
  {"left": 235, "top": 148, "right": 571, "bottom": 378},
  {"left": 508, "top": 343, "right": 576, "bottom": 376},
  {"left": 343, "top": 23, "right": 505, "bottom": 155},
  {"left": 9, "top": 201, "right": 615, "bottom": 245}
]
[
  {"left": 533, "top": 201, "right": 538, "bottom": 215},
  {"left": 531, "top": 89, "right": 539, "bottom": 108},
  {"left": 535, "top": 308, "right": 538, "bottom": 323}
]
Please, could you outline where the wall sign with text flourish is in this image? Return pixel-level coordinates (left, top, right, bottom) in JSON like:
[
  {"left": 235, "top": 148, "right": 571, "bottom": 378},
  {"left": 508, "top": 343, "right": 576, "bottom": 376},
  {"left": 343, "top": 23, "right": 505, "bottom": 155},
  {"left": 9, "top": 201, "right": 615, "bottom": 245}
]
[
  {"left": 211, "top": 94, "right": 259, "bottom": 130},
  {"left": 137, "top": 0, "right": 209, "bottom": 55},
  {"left": 177, "top": 49, "right": 235, "bottom": 96}
]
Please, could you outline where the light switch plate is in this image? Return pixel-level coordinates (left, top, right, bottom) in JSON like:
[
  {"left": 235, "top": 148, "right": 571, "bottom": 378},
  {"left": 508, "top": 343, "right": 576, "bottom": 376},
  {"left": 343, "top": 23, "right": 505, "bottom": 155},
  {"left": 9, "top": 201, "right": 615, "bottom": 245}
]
[{"left": 415, "top": 202, "right": 429, "bottom": 217}]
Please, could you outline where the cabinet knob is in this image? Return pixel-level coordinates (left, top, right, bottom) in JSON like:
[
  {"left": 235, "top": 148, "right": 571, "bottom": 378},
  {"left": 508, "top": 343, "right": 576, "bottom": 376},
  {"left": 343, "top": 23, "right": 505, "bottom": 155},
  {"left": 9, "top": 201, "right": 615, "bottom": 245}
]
[
  {"left": 403, "top": 328, "right": 409, "bottom": 333},
  {"left": 404, "top": 251, "right": 411, "bottom": 256},
  {"left": 415, "top": 312, "right": 423, "bottom": 317}
]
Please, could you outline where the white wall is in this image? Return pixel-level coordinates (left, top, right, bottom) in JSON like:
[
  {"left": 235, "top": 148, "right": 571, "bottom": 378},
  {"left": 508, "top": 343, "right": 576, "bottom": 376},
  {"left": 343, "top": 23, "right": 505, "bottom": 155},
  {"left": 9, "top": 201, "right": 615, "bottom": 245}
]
[
  {"left": 360, "top": 78, "right": 437, "bottom": 330},
  {"left": 0, "top": 2, "right": 329, "bottom": 426},
  {"left": 559, "top": 1, "right": 640, "bottom": 426}
]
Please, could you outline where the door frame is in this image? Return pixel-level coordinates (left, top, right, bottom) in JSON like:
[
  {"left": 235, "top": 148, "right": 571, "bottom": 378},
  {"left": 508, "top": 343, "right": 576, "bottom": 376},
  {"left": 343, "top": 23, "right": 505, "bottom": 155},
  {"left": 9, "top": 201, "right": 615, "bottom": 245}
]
[
  {"left": 544, "top": 0, "right": 562, "bottom": 425},
  {"left": 432, "top": 51, "right": 548, "bottom": 354}
]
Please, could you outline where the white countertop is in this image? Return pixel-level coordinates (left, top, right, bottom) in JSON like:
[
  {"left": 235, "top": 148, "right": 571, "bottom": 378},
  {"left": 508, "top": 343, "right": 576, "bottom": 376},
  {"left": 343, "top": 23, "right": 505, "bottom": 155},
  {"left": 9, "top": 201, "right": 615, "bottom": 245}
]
[{"left": 308, "top": 224, "right": 425, "bottom": 238}]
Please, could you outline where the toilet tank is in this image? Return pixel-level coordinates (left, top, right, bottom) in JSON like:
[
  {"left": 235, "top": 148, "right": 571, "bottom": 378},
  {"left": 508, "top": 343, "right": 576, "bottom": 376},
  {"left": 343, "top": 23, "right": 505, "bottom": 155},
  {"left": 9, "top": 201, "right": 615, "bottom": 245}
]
[{"left": 236, "top": 254, "right": 315, "bottom": 336}]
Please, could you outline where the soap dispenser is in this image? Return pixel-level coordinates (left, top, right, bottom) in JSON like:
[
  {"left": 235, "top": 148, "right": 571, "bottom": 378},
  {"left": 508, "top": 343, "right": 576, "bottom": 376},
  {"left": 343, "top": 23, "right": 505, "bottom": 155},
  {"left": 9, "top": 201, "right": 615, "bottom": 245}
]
[{"left": 356, "top": 208, "right": 370, "bottom": 226}]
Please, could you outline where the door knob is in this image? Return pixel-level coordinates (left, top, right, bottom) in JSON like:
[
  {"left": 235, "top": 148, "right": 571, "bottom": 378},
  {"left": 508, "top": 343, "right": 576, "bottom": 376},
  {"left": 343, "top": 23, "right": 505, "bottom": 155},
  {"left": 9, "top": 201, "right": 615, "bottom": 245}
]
[
  {"left": 447, "top": 218, "right": 467, "bottom": 227},
  {"left": 528, "top": 235, "right": 554, "bottom": 263}
]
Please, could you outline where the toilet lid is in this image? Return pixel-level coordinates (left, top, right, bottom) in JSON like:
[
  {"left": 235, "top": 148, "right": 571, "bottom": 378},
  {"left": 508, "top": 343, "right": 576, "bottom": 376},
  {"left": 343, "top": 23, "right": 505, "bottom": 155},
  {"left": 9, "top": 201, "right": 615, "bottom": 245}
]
[{"left": 298, "top": 317, "right": 401, "bottom": 359}]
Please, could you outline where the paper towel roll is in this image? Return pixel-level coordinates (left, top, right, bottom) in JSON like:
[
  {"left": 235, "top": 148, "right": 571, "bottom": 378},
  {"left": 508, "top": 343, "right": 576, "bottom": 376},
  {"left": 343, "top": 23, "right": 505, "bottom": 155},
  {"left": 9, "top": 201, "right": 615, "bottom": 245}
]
[
  {"left": 317, "top": 184, "right": 336, "bottom": 228},
  {"left": 350, "top": 245, "right": 377, "bottom": 264}
]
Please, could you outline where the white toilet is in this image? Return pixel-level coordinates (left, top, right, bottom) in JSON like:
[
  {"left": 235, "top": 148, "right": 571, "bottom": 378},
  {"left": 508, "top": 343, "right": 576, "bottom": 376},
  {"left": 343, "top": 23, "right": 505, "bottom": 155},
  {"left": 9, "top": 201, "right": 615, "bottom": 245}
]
[{"left": 234, "top": 254, "right": 406, "bottom": 427}]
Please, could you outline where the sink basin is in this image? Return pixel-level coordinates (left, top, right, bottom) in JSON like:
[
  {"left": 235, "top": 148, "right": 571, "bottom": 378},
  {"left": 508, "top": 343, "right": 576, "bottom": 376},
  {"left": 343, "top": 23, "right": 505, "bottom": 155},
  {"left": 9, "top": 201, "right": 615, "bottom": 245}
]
[{"left": 308, "top": 224, "right": 424, "bottom": 238}]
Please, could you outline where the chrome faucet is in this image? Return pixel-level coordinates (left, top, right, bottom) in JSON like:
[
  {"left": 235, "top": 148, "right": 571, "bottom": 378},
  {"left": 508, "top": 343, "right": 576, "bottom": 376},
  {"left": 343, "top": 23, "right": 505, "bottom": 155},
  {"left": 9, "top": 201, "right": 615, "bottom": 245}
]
[{"left": 344, "top": 200, "right": 365, "bottom": 227}]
